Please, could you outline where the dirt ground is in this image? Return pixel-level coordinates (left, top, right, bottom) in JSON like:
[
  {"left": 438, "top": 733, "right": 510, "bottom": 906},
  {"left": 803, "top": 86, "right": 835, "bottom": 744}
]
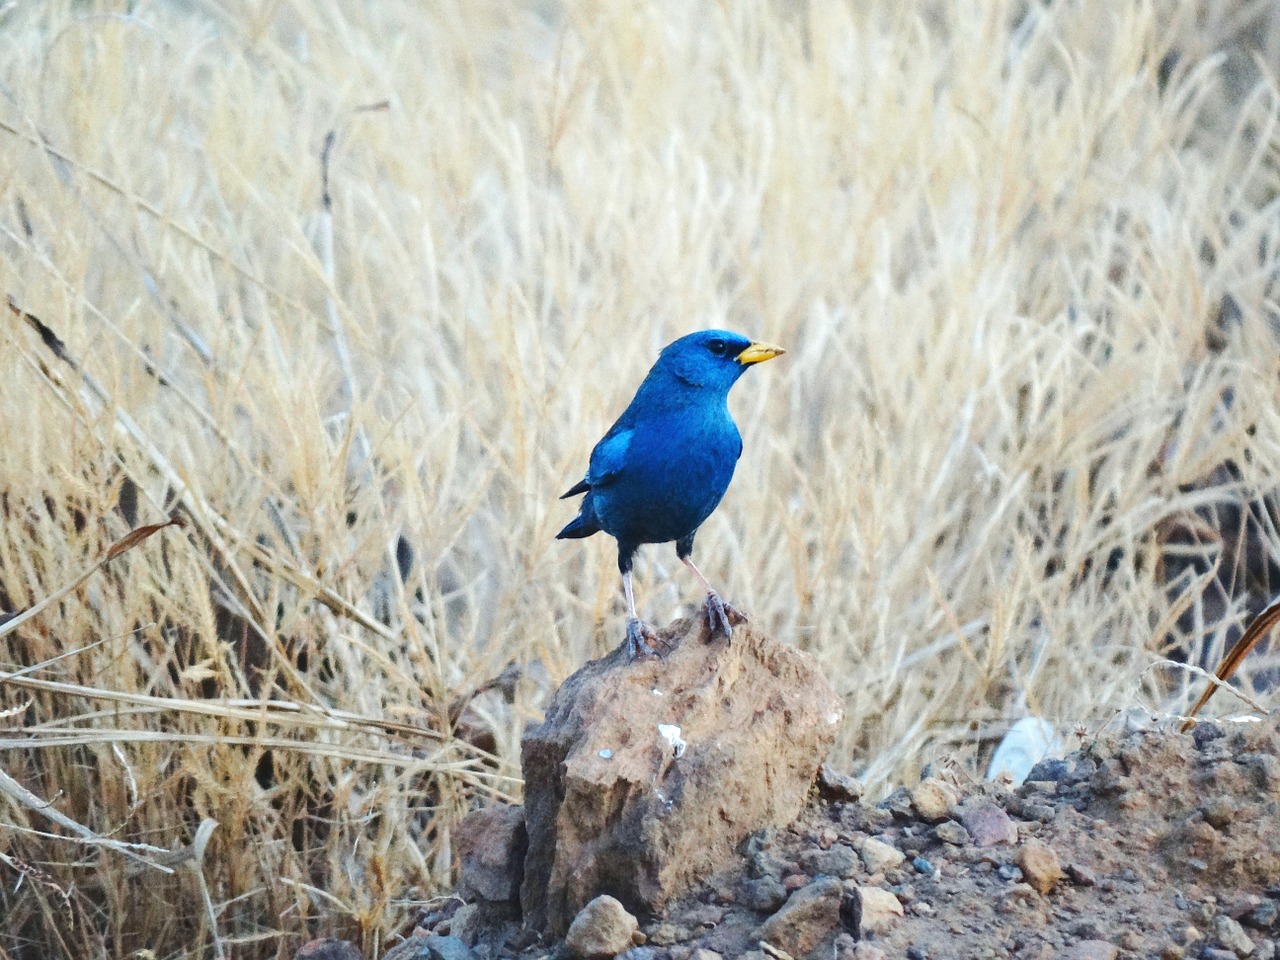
[{"left": 410, "top": 715, "right": 1280, "bottom": 960}]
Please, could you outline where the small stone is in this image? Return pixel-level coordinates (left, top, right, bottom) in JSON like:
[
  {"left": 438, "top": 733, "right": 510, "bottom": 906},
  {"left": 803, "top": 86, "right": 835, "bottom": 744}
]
[
  {"left": 759, "top": 877, "right": 843, "bottom": 958},
  {"left": 645, "top": 923, "right": 686, "bottom": 947},
  {"left": 1201, "top": 797, "right": 1239, "bottom": 830},
  {"left": 1160, "top": 946, "right": 1185, "bottom": 960},
  {"left": 850, "top": 945, "right": 886, "bottom": 960},
  {"left": 912, "top": 856, "right": 936, "bottom": 877},
  {"left": 799, "top": 844, "right": 859, "bottom": 878},
  {"left": 1205, "top": 950, "right": 1244, "bottom": 960},
  {"left": 996, "top": 864, "right": 1023, "bottom": 882},
  {"left": 616, "top": 950, "right": 661, "bottom": 960},
  {"left": 879, "top": 786, "right": 916, "bottom": 818},
  {"left": 906, "top": 947, "right": 928, "bottom": 959},
  {"left": 565, "top": 895, "right": 640, "bottom": 959},
  {"left": 1066, "top": 941, "right": 1117, "bottom": 960},
  {"left": 934, "top": 821, "right": 971, "bottom": 845},
  {"left": 1066, "top": 863, "right": 1098, "bottom": 887},
  {"left": 817, "top": 764, "right": 865, "bottom": 803},
  {"left": 859, "top": 838, "right": 905, "bottom": 874},
  {"left": 909, "top": 777, "right": 957, "bottom": 822},
  {"left": 689, "top": 951, "right": 722, "bottom": 960},
  {"left": 857, "top": 886, "right": 904, "bottom": 935},
  {"left": 295, "top": 940, "right": 362, "bottom": 960},
  {"left": 741, "top": 876, "right": 789, "bottom": 913},
  {"left": 960, "top": 802, "right": 1018, "bottom": 847},
  {"left": 1016, "top": 839, "right": 1064, "bottom": 894},
  {"left": 1248, "top": 903, "right": 1280, "bottom": 930},
  {"left": 1215, "top": 914, "right": 1255, "bottom": 957},
  {"left": 783, "top": 873, "right": 810, "bottom": 891},
  {"left": 1255, "top": 941, "right": 1277, "bottom": 960}
]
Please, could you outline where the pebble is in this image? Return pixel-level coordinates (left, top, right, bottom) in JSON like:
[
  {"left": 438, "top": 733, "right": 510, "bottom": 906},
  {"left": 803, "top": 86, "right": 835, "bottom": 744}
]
[
  {"left": 913, "top": 856, "right": 936, "bottom": 877},
  {"left": 1256, "top": 941, "right": 1277, "bottom": 960},
  {"left": 1066, "top": 863, "right": 1098, "bottom": 887},
  {"left": 854, "top": 886, "right": 903, "bottom": 935},
  {"left": 783, "top": 873, "right": 810, "bottom": 891},
  {"left": 741, "top": 876, "right": 788, "bottom": 913},
  {"left": 565, "top": 896, "right": 640, "bottom": 959},
  {"left": 907, "top": 947, "right": 929, "bottom": 960},
  {"left": 1016, "top": 839, "right": 1064, "bottom": 894},
  {"left": 817, "top": 764, "right": 865, "bottom": 803},
  {"left": 1203, "top": 950, "right": 1241, "bottom": 960},
  {"left": 760, "top": 877, "right": 844, "bottom": 958},
  {"left": 935, "top": 821, "right": 971, "bottom": 845},
  {"left": 961, "top": 802, "right": 1018, "bottom": 847},
  {"left": 1214, "top": 914, "right": 1255, "bottom": 957},
  {"left": 1248, "top": 902, "right": 1280, "bottom": 930},
  {"left": 909, "top": 777, "right": 958, "bottom": 822},
  {"left": 860, "top": 837, "right": 905, "bottom": 874},
  {"left": 799, "top": 844, "right": 860, "bottom": 879},
  {"left": 850, "top": 944, "right": 886, "bottom": 960},
  {"left": 996, "top": 863, "right": 1024, "bottom": 882},
  {"left": 1066, "top": 940, "right": 1117, "bottom": 960},
  {"left": 689, "top": 951, "right": 723, "bottom": 960}
]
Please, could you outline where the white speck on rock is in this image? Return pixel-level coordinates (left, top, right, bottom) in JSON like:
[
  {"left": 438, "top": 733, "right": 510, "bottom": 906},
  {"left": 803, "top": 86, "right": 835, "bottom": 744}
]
[
  {"left": 827, "top": 711, "right": 843, "bottom": 725},
  {"left": 658, "top": 723, "right": 687, "bottom": 759},
  {"left": 598, "top": 749, "right": 613, "bottom": 759},
  {"left": 652, "top": 688, "right": 664, "bottom": 696}
]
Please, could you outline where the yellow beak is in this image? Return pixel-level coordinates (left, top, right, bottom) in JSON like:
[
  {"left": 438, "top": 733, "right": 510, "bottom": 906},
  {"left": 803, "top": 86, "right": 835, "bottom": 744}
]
[{"left": 735, "top": 341, "right": 786, "bottom": 365}]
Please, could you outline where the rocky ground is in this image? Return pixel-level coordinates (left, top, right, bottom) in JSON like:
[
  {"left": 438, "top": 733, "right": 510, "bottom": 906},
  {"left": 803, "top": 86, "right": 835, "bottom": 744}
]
[{"left": 300, "top": 621, "right": 1280, "bottom": 960}]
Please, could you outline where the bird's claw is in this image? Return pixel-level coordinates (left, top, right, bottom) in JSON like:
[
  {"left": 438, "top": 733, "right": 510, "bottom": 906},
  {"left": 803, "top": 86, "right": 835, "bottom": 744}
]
[
  {"left": 625, "top": 618, "right": 661, "bottom": 661},
  {"left": 704, "top": 591, "right": 746, "bottom": 641}
]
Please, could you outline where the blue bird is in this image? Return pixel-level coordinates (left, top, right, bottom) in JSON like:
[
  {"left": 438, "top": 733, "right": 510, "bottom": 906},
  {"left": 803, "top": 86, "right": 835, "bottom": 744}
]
[{"left": 557, "top": 329, "right": 785, "bottom": 658}]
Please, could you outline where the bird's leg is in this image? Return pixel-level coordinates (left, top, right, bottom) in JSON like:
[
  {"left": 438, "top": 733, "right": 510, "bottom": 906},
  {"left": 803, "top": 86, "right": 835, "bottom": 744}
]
[
  {"left": 681, "top": 556, "right": 746, "bottom": 640},
  {"left": 623, "top": 571, "right": 659, "bottom": 660}
]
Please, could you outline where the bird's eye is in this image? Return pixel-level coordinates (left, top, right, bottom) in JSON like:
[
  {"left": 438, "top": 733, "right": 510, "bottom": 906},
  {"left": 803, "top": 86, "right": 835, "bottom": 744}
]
[{"left": 708, "top": 339, "right": 727, "bottom": 356}]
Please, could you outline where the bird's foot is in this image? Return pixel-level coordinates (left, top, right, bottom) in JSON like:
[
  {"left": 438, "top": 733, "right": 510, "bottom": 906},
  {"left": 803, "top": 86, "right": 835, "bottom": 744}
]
[
  {"left": 704, "top": 591, "right": 747, "bottom": 641},
  {"left": 625, "top": 618, "right": 661, "bottom": 661}
]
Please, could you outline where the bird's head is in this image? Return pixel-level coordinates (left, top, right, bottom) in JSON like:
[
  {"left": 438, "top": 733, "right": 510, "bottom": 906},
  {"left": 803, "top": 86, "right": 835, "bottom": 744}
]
[{"left": 657, "top": 329, "right": 786, "bottom": 392}]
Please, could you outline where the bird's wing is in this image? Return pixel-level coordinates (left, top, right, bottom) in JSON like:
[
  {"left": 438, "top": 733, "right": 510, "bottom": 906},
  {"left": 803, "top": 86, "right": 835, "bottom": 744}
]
[{"left": 586, "top": 426, "right": 633, "bottom": 488}]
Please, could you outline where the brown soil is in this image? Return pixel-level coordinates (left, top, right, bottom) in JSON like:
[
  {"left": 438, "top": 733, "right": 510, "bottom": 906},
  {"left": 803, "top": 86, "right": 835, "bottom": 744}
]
[{"left": 415, "top": 717, "right": 1280, "bottom": 960}]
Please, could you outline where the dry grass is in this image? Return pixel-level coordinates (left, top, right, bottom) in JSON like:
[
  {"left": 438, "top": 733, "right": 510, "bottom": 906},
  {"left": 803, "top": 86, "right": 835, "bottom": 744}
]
[{"left": 3, "top": 0, "right": 1280, "bottom": 956}]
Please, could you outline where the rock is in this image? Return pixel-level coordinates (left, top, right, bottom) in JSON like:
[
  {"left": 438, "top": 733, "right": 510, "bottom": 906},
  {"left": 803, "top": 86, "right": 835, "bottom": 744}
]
[
  {"left": 817, "top": 764, "right": 865, "bottom": 803},
  {"left": 741, "top": 875, "right": 789, "bottom": 912},
  {"left": 857, "top": 886, "right": 904, "bottom": 935},
  {"left": 859, "top": 837, "right": 905, "bottom": 874},
  {"left": 1016, "top": 839, "right": 1064, "bottom": 894},
  {"left": 934, "top": 821, "right": 971, "bottom": 846},
  {"left": 850, "top": 944, "right": 886, "bottom": 960},
  {"left": 1215, "top": 915, "right": 1256, "bottom": 957},
  {"left": 799, "top": 843, "right": 859, "bottom": 878},
  {"left": 758, "top": 876, "right": 843, "bottom": 957},
  {"left": 909, "top": 777, "right": 957, "bottom": 822},
  {"left": 454, "top": 802, "right": 527, "bottom": 902},
  {"left": 1066, "top": 942, "right": 1117, "bottom": 960},
  {"left": 1066, "top": 862, "right": 1098, "bottom": 886},
  {"left": 295, "top": 940, "right": 361, "bottom": 960},
  {"left": 565, "top": 895, "right": 640, "bottom": 959},
  {"left": 382, "top": 935, "right": 478, "bottom": 960},
  {"left": 959, "top": 801, "right": 1018, "bottom": 847},
  {"left": 689, "top": 951, "right": 723, "bottom": 960},
  {"left": 521, "top": 617, "right": 842, "bottom": 933}
]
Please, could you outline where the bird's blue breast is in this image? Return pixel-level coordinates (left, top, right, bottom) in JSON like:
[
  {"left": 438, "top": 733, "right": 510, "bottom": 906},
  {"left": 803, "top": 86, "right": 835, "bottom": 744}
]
[{"left": 591, "top": 405, "right": 741, "bottom": 546}]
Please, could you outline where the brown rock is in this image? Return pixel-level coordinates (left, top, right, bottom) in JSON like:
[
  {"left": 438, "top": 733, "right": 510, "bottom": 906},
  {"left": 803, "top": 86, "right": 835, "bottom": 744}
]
[
  {"left": 856, "top": 886, "right": 904, "bottom": 935},
  {"left": 564, "top": 895, "right": 640, "bottom": 959},
  {"left": 294, "top": 940, "right": 361, "bottom": 960},
  {"left": 455, "top": 802, "right": 527, "bottom": 902},
  {"left": 1016, "top": 839, "right": 1064, "bottom": 894},
  {"left": 960, "top": 801, "right": 1018, "bottom": 847},
  {"left": 758, "top": 876, "right": 843, "bottom": 957},
  {"left": 858, "top": 837, "right": 904, "bottom": 874},
  {"left": 817, "top": 764, "right": 865, "bottom": 803},
  {"left": 909, "top": 777, "right": 957, "bottom": 822},
  {"left": 521, "top": 617, "right": 842, "bottom": 933}
]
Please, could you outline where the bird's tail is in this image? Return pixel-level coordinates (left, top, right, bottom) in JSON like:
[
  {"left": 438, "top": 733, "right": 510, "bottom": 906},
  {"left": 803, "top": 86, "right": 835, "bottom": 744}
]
[{"left": 556, "top": 497, "right": 601, "bottom": 540}]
